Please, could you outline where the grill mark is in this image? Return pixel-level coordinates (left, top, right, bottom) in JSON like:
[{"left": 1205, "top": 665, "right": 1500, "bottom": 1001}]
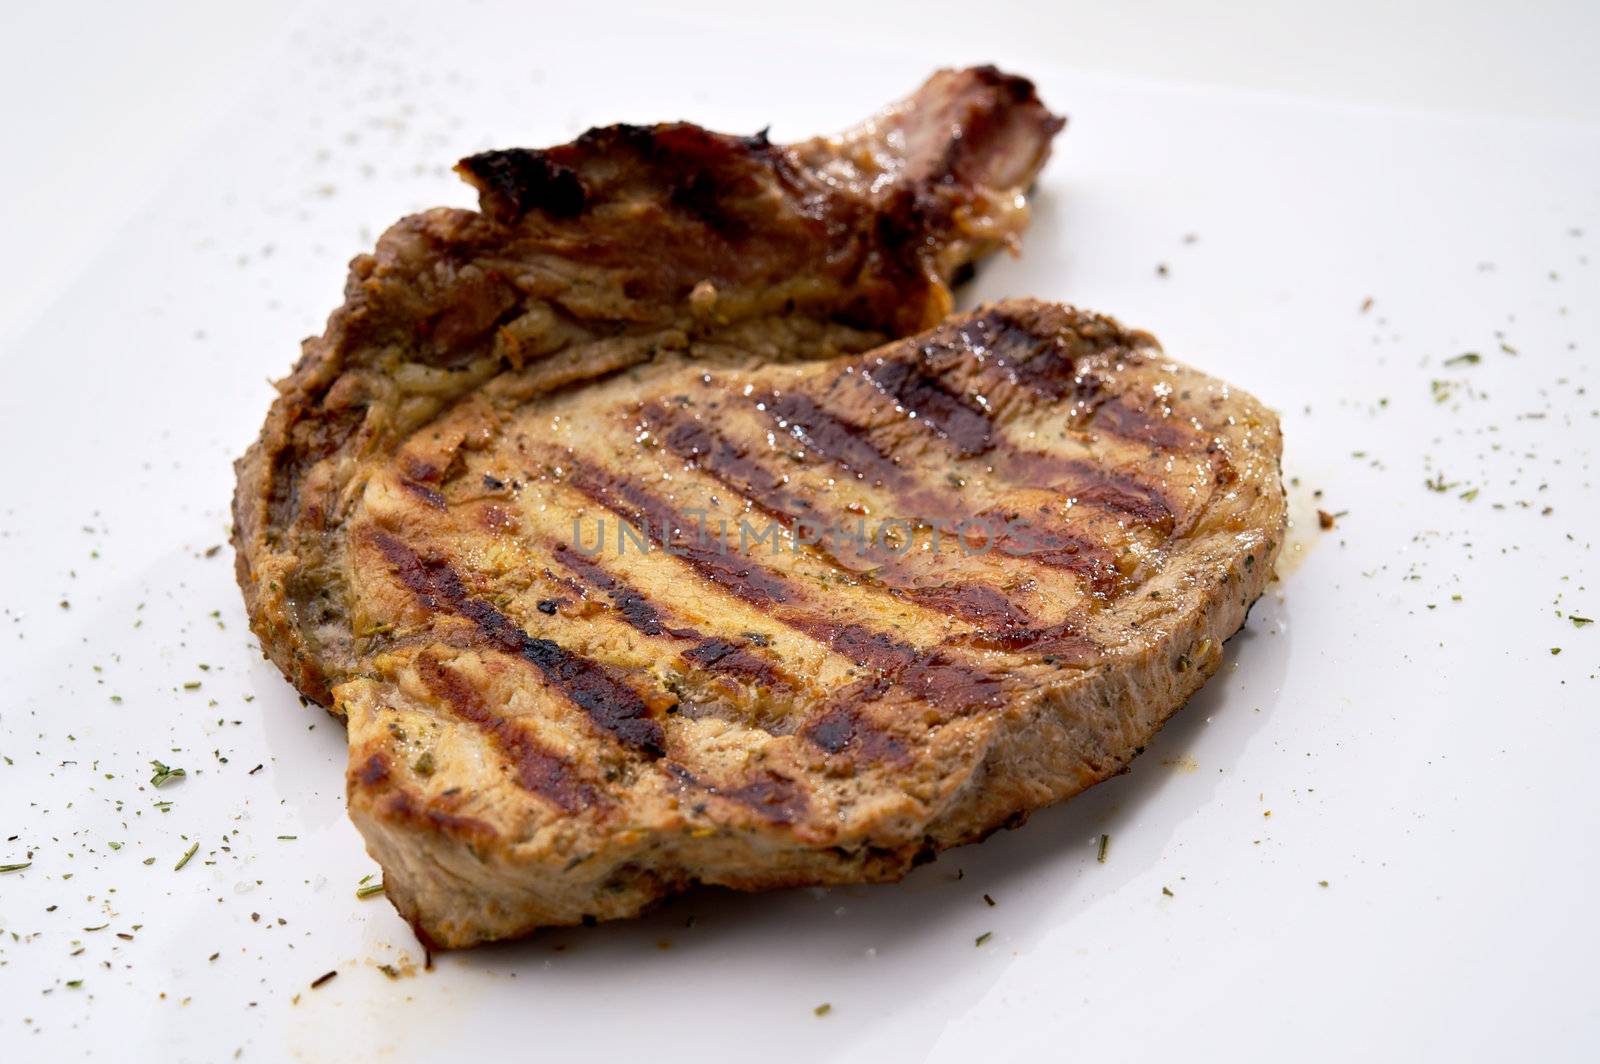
[
  {"left": 549, "top": 463, "right": 1087, "bottom": 758},
  {"left": 916, "top": 310, "right": 1210, "bottom": 461},
  {"left": 670, "top": 399, "right": 1121, "bottom": 598},
  {"left": 903, "top": 584, "right": 1033, "bottom": 632},
  {"left": 680, "top": 637, "right": 782, "bottom": 687},
  {"left": 801, "top": 696, "right": 909, "bottom": 764},
  {"left": 1032, "top": 459, "right": 1176, "bottom": 533},
  {"left": 355, "top": 751, "right": 391, "bottom": 786},
  {"left": 665, "top": 764, "right": 809, "bottom": 824},
  {"left": 943, "top": 618, "right": 1099, "bottom": 657},
  {"left": 552, "top": 545, "right": 669, "bottom": 636},
  {"left": 798, "top": 641, "right": 1021, "bottom": 764},
  {"left": 861, "top": 357, "right": 993, "bottom": 457},
  {"left": 761, "top": 391, "right": 912, "bottom": 490},
  {"left": 763, "top": 386, "right": 1177, "bottom": 534},
  {"left": 785, "top": 620, "right": 919, "bottom": 673},
  {"left": 564, "top": 466, "right": 791, "bottom": 606},
  {"left": 974, "top": 506, "right": 1120, "bottom": 594},
  {"left": 401, "top": 479, "right": 448, "bottom": 510},
  {"left": 655, "top": 408, "right": 817, "bottom": 519},
  {"left": 1090, "top": 398, "right": 1198, "bottom": 453},
  {"left": 381, "top": 790, "right": 497, "bottom": 849},
  {"left": 652, "top": 403, "right": 1059, "bottom": 624},
  {"left": 416, "top": 654, "right": 598, "bottom": 813},
  {"left": 984, "top": 316, "right": 1089, "bottom": 402},
  {"left": 402, "top": 455, "right": 441, "bottom": 482},
  {"left": 552, "top": 545, "right": 785, "bottom": 689},
  {"left": 369, "top": 530, "right": 665, "bottom": 756}
]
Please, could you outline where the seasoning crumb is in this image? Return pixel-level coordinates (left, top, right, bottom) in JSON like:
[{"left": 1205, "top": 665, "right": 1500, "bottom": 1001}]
[
  {"left": 1096, "top": 833, "right": 1110, "bottom": 863},
  {"left": 975, "top": 931, "right": 993, "bottom": 947},
  {"left": 1570, "top": 616, "right": 1593, "bottom": 629},
  {"left": 0, "top": 861, "right": 31, "bottom": 873},
  {"left": 1551, "top": 648, "right": 1562, "bottom": 656},
  {"left": 1317, "top": 509, "right": 1336, "bottom": 530},
  {"left": 1318, "top": 880, "right": 1330, "bottom": 888},
  {"left": 310, "top": 970, "right": 338, "bottom": 989},
  {"left": 174, "top": 841, "right": 199, "bottom": 871},
  {"left": 1360, "top": 296, "right": 1374, "bottom": 313},
  {"left": 813, "top": 1003, "right": 832, "bottom": 1017},
  {"left": 1155, "top": 262, "right": 1169, "bottom": 278},
  {"left": 1161, "top": 886, "right": 1174, "bottom": 897},
  {"left": 378, "top": 964, "right": 400, "bottom": 979},
  {"left": 356, "top": 881, "right": 386, "bottom": 899},
  {"left": 982, "top": 893, "right": 996, "bottom": 907}
]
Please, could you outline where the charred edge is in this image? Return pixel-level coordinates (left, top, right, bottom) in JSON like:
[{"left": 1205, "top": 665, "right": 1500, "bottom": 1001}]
[
  {"left": 968, "top": 64, "right": 1053, "bottom": 108},
  {"left": 457, "top": 147, "right": 587, "bottom": 222},
  {"left": 265, "top": 405, "right": 366, "bottom": 535},
  {"left": 416, "top": 655, "right": 597, "bottom": 813},
  {"left": 370, "top": 531, "right": 664, "bottom": 756},
  {"left": 401, "top": 479, "right": 448, "bottom": 510},
  {"left": 563, "top": 465, "right": 791, "bottom": 606},
  {"left": 666, "top": 764, "right": 809, "bottom": 825}
]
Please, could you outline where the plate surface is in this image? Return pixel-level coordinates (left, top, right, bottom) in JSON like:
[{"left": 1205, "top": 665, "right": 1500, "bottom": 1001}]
[{"left": 1, "top": 4, "right": 1597, "bottom": 1061}]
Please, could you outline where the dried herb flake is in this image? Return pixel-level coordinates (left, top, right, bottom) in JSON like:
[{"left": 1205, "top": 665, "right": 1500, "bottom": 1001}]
[{"left": 149, "top": 760, "right": 186, "bottom": 787}]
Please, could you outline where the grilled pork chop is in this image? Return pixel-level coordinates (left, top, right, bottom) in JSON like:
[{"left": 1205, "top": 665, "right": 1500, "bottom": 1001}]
[
  {"left": 234, "top": 70, "right": 1285, "bottom": 950},
  {"left": 233, "top": 66, "right": 1064, "bottom": 707},
  {"left": 337, "top": 300, "right": 1282, "bottom": 947}
]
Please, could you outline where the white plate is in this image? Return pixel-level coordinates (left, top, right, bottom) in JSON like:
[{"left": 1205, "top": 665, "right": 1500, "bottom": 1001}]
[{"left": 2, "top": 4, "right": 1597, "bottom": 1061}]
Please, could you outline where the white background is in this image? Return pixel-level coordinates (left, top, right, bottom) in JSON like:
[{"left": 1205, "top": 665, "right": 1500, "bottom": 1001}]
[{"left": 0, "top": 2, "right": 1597, "bottom": 1061}]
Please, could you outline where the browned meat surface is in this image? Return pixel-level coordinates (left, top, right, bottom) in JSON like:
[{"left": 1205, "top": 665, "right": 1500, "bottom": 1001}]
[
  {"left": 338, "top": 300, "right": 1282, "bottom": 947},
  {"left": 233, "top": 70, "right": 1285, "bottom": 951},
  {"left": 233, "top": 66, "right": 1064, "bottom": 706}
]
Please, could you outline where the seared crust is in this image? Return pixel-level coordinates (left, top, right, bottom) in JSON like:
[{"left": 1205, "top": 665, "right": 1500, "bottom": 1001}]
[
  {"left": 232, "top": 66, "right": 1064, "bottom": 705},
  {"left": 337, "top": 300, "right": 1283, "bottom": 947}
]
